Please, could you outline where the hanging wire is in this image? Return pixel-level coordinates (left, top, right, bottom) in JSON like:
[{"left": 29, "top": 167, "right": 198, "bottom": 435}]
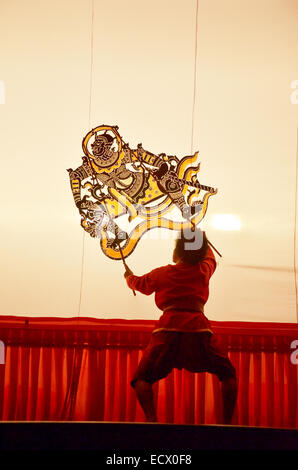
[
  {"left": 88, "top": 0, "right": 95, "bottom": 129},
  {"left": 295, "top": 129, "right": 298, "bottom": 322},
  {"left": 61, "top": 0, "right": 95, "bottom": 421},
  {"left": 78, "top": 0, "right": 95, "bottom": 317},
  {"left": 77, "top": 231, "right": 85, "bottom": 317},
  {"left": 191, "top": 0, "right": 199, "bottom": 155},
  {"left": 190, "top": 0, "right": 222, "bottom": 258}
]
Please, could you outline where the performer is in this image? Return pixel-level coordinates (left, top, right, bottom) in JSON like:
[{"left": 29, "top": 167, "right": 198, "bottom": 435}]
[{"left": 124, "top": 230, "right": 237, "bottom": 424}]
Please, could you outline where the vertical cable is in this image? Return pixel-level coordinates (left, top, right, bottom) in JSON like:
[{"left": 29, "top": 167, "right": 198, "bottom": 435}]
[
  {"left": 191, "top": 0, "right": 199, "bottom": 154},
  {"left": 78, "top": 0, "right": 95, "bottom": 317},
  {"left": 62, "top": 0, "right": 96, "bottom": 421},
  {"left": 294, "top": 129, "right": 298, "bottom": 322},
  {"left": 77, "top": 231, "right": 85, "bottom": 317},
  {"left": 88, "top": 0, "right": 95, "bottom": 129}
]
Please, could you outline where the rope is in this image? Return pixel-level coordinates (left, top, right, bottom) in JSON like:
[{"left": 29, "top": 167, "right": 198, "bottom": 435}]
[{"left": 78, "top": 0, "right": 95, "bottom": 317}]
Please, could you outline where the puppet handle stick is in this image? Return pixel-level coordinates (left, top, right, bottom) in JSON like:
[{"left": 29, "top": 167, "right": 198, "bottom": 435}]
[
  {"left": 117, "top": 242, "right": 136, "bottom": 296},
  {"left": 189, "top": 221, "right": 222, "bottom": 257},
  {"left": 207, "top": 239, "right": 222, "bottom": 258},
  {"left": 91, "top": 178, "right": 136, "bottom": 296}
]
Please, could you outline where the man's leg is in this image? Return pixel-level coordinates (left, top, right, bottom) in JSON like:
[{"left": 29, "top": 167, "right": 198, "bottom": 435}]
[
  {"left": 131, "top": 332, "right": 179, "bottom": 423},
  {"left": 134, "top": 379, "right": 157, "bottom": 422},
  {"left": 221, "top": 377, "right": 237, "bottom": 424},
  {"left": 198, "top": 333, "right": 237, "bottom": 425}
]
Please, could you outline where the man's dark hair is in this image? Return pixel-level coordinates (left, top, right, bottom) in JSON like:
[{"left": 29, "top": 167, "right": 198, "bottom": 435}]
[{"left": 174, "top": 229, "right": 209, "bottom": 265}]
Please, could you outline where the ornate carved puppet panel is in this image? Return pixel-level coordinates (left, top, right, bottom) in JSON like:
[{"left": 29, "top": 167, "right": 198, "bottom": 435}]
[{"left": 67, "top": 125, "right": 217, "bottom": 260}]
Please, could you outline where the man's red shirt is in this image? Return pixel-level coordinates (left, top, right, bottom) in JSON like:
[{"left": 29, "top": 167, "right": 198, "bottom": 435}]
[{"left": 126, "top": 246, "right": 216, "bottom": 335}]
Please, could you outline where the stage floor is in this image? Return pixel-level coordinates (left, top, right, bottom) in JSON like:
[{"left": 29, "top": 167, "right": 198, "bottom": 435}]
[{"left": 0, "top": 422, "right": 297, "bottom": 451}]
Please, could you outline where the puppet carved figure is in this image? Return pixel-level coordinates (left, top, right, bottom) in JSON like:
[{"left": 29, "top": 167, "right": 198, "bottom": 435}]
[{"left": 67, "top": 125, "right": 217, "bottom": 260}]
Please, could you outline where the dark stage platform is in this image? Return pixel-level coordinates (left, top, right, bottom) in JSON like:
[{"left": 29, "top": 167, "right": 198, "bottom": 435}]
[{"left": 0, "top": 422, "right": 297, "bottom": 451}]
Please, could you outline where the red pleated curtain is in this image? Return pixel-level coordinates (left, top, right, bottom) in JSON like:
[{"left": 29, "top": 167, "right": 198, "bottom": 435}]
[{"left": 0, "top": 316, "right": 297, "bottom": 427}]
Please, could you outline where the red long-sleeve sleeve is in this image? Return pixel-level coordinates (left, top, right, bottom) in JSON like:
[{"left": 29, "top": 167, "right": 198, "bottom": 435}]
[
  {"left": 125, "top": 247, "right": 217, "bottom": 334},
  {"left": 126, "top": 247, "right": 216, "bottom": 308},
  {"left": 126, "top": 267, "right": 165, "bottom": 295},
  {"left": 200, "top": 246, "right": 217, "bottom": 277}
]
